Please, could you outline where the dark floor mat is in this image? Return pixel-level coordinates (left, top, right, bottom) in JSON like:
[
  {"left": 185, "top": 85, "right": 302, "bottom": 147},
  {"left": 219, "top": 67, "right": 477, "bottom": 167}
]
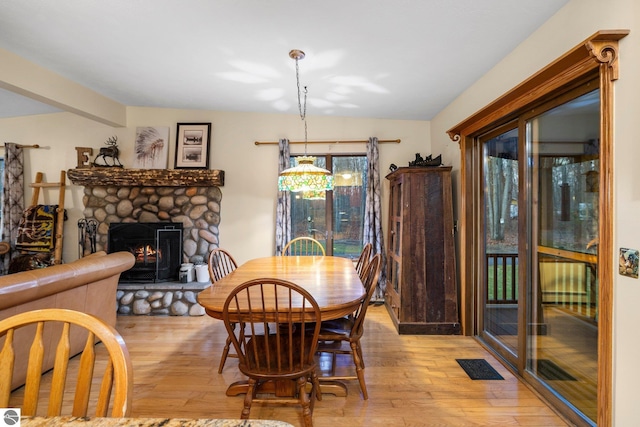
[
  {"left": 456, "top": 359, "right": 504, "bottom": 380},
  {"left": 536, "top": 359, "right": 577, "bottom": 381}
]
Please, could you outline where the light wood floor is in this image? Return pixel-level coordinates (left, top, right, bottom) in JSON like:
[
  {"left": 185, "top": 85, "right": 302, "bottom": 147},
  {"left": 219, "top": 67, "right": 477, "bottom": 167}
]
[{"left": 13, "top": 306, "right": 571, "bottom": 426}]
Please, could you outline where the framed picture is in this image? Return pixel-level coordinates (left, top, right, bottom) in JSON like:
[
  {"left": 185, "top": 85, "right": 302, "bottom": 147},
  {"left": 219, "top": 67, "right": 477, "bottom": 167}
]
[
  {"left": 174, "top": 123, "right": 211, "bottom": 169},
  {"left": 133, "top": 126, "right": 169, "bottom": 169}
]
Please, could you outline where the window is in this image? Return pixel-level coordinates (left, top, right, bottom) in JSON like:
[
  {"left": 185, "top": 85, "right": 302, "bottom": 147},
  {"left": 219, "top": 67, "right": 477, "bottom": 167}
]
[{"left": 289, "top": 154, "right": 367, "bottom": 258}]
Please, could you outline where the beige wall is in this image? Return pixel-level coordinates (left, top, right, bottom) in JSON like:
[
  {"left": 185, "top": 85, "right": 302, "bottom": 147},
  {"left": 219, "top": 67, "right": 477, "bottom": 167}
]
[
  {"left": 430, "top": 0, "right": 639, "bottom": 423},
  {"left": 0, "top": 109, "right": 429, "bottom": 265}
]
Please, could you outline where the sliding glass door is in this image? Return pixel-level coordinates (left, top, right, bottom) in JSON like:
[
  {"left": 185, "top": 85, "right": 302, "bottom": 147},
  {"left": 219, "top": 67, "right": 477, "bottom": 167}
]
[
  {"left": 525, "top": 89, "right": 599, "bottom": 422},
  {"left": 478, "top": 84, "right": 600, "bottom": 425}
]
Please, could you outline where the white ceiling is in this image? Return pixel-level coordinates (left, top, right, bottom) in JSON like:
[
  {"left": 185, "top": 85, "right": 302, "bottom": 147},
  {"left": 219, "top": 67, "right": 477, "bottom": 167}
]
[{"left": 0, "top": 0, "right": 569, "bottom": 122}]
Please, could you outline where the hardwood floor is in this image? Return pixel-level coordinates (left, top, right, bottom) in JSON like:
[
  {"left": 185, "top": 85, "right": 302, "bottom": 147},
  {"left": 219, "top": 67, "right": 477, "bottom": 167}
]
[{"left": 11, "top": 306, "right": 570, "bottom": 426}]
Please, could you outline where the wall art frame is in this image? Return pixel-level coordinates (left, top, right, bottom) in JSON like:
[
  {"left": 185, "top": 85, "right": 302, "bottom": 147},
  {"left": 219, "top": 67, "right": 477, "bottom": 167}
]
[
  {"left": 174, "top": 122, "right": 211, "bottom": 169},
  {"left": 134, "top": 126, "right": 169, "bottom": 169}
]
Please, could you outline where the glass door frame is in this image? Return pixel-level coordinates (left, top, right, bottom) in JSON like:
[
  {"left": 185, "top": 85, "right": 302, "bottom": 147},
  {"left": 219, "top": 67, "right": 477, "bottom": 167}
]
[{"left": 447, "top": 31, "right": 627, "bottom": 426}]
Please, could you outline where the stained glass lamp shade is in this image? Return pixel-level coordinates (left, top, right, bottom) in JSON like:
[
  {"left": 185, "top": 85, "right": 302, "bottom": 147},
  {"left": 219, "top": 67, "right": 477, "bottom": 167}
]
[{"left": 278, "top": 156, "right": 333, "bottom": 192}]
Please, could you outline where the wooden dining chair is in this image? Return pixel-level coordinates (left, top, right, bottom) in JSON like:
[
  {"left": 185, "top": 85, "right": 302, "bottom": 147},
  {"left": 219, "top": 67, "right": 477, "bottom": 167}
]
[
  {"left": 207, "top": 248, "right": 240, "bottom": 373},
  {"left": 355, "top": 243, "right": 373, "bottom": 280},
  {"left": 283, "top": 237, "right": 326, "bottom": 256},
  {"left": 208, "top": 248, "right": 238, "bottom": 282},
  {"left": 316, "top": 253, "right": 382, "bottom": 400},
  {"left": 0, "top": 308, "right": 133, "bottom": 417},
  {"left": 223, "top": 278, "right": 322, "bottom": 427}
]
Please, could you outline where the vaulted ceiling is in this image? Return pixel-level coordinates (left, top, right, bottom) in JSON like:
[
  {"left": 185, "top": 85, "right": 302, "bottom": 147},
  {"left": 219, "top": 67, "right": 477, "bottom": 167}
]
[{"left": 0, "top": 0, "right": 569, "bottom": 121}]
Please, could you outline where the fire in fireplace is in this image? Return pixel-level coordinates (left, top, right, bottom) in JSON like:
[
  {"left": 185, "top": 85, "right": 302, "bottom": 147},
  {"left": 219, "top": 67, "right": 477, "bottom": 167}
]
[
  {"left": 108, "top": 222, "right": 183, "bottom": 282},
  {"left": 133, "top": 243, "right": 160, "bottom": 264}
]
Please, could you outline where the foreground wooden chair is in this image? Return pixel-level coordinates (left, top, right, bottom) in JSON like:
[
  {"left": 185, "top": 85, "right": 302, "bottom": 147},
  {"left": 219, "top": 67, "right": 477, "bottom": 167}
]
[
  {"left": 283, "top": 237, "right": 325, "bottom": 256},
  {"left": 0, "top": 308, "right": 133, "bottom": 417},
  {"left": 207, "top": 248, "right": 240, "bottom": 373},
  {"left": 223, "top": 278, "right": 322, "bottom": 427},
  {"left": 316, "top": 253, "right": 382, "bottom": 399}
]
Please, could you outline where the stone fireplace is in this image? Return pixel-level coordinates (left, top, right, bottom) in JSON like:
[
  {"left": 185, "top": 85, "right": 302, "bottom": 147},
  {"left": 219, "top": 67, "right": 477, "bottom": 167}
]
[
  {"left": 68, "top": 168, "right": 224, "bottom": 316},
  {"left": 68, "top": 168, "right": 224, "bottom": 262}
]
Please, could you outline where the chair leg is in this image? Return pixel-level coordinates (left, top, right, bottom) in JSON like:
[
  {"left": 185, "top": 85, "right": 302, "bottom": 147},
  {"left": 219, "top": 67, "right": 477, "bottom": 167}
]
[
  {"left": 297, "top": 376, "right": 313, "bottom": 427},
  {"left": 350, "top": 341, "right": 368, "bottom": 400},
  {"left": 331, "top": 352, "right": 337, "bottom": 375},
  {"left": 355, "top": 341, "right": 365, "bottom": 369},
  {"left": 218, "top": 335, "right": 233, "bottom": 373},
  {"left": 311, "top": 370, "right": 322, "bottom": 402},
  {"left": 241, "top": 378, "right": 257, "bottom": 419},
  {"left": 219, "top": 322, "right": 242, "bottom": 373}
]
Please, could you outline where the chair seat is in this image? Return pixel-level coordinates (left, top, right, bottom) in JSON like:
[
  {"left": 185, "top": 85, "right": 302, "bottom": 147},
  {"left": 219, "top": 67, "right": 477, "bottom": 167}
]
[
  {"left": 244, "top": 333, "right": 318, "bottom": 377},
  {"left": 302, "top": 315, "right": 352, "bottom": 336},
  {"left": 318, "top": 317, "right": 353, "bottom": 335},
  {"left": 316, "top": 338, "right": 352, "bottom": 353}
]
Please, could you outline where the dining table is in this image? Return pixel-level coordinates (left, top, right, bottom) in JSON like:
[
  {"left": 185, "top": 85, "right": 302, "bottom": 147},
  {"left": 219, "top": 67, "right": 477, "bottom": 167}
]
[{"left": 196, "top": 255, "right": 366, "bottom": 397}]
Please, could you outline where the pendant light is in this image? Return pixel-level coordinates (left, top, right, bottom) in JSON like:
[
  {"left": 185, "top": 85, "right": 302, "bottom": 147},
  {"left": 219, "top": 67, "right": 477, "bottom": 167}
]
[{"left": 278, "top": 49, "right": 334, "bottom": 193}]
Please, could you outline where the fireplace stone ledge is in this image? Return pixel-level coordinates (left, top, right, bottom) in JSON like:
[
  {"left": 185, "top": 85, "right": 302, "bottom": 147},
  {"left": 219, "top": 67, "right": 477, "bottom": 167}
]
[
  {"left": 117, "top": 281, "right": 211, "bottom": 316},
  {"left": 68, "top": 167, "right": 224, "bottom": 187}
]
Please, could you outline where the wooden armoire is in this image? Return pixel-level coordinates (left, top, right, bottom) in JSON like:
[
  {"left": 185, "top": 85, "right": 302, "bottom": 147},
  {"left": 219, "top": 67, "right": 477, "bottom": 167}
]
[{"left": 384, "top": 166, "right": 460, "bottom": 334}]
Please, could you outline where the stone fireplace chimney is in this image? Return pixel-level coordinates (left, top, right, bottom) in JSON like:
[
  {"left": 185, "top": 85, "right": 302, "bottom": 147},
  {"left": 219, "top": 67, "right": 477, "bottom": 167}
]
[{"left": 68, "top": 168, "right": 225, "bottom": 264}]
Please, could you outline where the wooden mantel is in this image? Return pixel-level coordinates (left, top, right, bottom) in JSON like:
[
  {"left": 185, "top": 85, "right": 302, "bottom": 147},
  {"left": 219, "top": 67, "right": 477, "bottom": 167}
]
[{"left": 67, "top": 167, "right": 225, "bottom": 187}]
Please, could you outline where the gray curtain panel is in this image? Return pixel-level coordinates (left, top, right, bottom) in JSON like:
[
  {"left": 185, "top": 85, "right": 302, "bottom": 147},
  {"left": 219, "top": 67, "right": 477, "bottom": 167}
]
[
  {"left": 364, "top": 137, "right": 386, "bottom": 297},
  {"left": 2, "top": 142, "right": 24, "bottom": 272},
  {"left": 275, "top": 138, "right": 291, "bottom": 255}
]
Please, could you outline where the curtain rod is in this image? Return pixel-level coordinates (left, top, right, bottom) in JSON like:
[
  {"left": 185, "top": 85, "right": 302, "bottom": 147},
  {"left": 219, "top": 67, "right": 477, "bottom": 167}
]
[
  {"left": 254, "top": 139, "right": 401, "bottom": 146},
  {"left": 3, "top": 144, "right": 40, "bottom": 149}
]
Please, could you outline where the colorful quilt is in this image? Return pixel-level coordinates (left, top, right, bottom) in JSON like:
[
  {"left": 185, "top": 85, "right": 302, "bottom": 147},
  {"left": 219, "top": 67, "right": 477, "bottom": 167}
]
[{"left": 15, "top": 205, "right": 58, "bottom": 253}]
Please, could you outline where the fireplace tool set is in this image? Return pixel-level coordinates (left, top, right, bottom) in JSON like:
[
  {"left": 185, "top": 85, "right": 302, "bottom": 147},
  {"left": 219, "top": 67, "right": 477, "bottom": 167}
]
[{"left": 78, "top": 218, "right": 98, "bottom": 257}]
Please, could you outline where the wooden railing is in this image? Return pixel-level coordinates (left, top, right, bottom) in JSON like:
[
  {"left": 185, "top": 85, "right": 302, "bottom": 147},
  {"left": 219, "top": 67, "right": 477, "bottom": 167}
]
[
  {"left": 486, "top": 251, "right": 598, "bottom": 319},
  {"left": 486, "top": 253, "right": 518, "bottom": 304}
]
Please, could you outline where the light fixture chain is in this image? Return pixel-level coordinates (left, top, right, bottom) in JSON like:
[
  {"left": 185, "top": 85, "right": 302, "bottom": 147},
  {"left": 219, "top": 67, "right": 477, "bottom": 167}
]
[
  {"left": 295, "top": 58, "right": 306, "bottom": 122},
  {"left": 295, "top": 57, "right": 309, "bottom": 154},
  {"left": 303, "top": 87, "right": 308, "bottom": 150}
]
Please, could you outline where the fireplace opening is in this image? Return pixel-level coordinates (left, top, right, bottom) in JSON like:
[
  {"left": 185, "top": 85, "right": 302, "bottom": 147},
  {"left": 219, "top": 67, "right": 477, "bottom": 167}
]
[{"left": 108, "top": 222, "right": 183, "bottom": 282}]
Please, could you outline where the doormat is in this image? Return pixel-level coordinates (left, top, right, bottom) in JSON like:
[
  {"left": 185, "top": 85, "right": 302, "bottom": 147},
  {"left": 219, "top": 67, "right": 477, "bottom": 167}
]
[
  {"left": 536, "top": 359, "right": 577, "bottom": 381},
  {"left": 456, "top": 359, "right": 504, "bottom": 380}
]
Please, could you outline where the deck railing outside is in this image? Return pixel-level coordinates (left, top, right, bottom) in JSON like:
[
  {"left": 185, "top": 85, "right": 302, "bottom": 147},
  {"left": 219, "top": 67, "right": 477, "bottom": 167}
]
[
  {"left": 486, "top": 253, "right": 518, "bottom": 304},
  {"left": 486, "top": 252, "right": 597, "bottom": 319}
]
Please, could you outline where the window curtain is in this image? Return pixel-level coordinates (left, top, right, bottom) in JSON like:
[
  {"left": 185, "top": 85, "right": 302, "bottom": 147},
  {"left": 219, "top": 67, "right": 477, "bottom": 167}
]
[
  {"left": 275, "top": 138, "right": 291, "bottom": 255},
  {"left": 2, "top": 143, "right": 24, "bottom": 273},
  {"left": 364, "top": 137, "right": 386, "bottom": 298}
]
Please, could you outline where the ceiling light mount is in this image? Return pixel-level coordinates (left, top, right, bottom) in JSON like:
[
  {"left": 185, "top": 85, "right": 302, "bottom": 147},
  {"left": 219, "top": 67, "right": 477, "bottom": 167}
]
[{"left": 289, "top": 49, "right": 305, "bottom": 61}]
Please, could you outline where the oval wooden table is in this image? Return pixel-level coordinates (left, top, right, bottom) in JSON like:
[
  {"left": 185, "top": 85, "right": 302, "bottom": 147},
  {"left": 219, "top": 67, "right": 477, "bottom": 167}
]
[{"left": 197, "top": 255, "right": 365, "bottom": 397}]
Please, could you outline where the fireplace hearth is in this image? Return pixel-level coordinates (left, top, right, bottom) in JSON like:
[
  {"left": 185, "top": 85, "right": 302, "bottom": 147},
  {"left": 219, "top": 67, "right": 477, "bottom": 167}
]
[{"left": 108, "top": 222, "right": 183, "bottom": 283}]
